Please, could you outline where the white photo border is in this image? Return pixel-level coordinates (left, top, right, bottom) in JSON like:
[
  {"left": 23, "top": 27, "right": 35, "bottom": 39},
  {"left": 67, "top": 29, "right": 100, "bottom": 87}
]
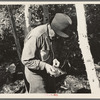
[{"left": 0, "top": 0, "right": 100, "bottom": 99}]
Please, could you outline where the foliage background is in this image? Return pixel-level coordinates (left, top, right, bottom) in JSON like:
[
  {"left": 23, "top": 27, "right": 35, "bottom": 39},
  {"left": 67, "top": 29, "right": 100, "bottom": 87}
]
[{"left": 0, "top": 4, "right": 100, "bottom": 71}]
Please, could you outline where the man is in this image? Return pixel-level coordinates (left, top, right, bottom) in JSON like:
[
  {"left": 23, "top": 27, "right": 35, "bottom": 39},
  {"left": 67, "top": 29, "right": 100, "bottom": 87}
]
[{"left": 21, "top": 13, "right": 72, "bottom": 93}]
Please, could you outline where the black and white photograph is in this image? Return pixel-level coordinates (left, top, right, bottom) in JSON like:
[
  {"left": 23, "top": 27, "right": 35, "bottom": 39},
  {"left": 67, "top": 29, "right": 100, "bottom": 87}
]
[{"left": 0, "top": 1, "right": 100, "bottom": 98}]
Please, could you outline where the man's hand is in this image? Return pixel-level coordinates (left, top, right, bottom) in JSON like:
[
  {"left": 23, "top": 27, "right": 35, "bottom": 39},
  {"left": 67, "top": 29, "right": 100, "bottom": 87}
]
[
  {"left": 45, "top": 63, "right": 56, "bottom": 76},
  {"left": 53, "top": 59, "right": 60, "bottom": 68}
]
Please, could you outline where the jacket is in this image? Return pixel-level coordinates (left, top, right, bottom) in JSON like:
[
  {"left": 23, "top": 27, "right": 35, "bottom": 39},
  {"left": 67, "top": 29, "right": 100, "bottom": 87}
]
[
  {"left": 21, "top": 24, "right": 54, "bottom": 70},
  {"left": 21, "top": 24, "right": 55, "bottom": 93}
]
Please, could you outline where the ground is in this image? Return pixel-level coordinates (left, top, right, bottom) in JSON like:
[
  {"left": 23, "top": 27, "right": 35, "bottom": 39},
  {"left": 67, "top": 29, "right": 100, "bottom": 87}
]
[{"left": 0, "top": 62, "right": 100, "bottom": 93}]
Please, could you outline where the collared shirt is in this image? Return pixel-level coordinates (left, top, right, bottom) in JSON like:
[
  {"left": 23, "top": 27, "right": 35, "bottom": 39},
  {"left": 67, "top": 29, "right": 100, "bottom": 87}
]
[{"left": 21, "top": 24, "right": 54, "bottom": 70}]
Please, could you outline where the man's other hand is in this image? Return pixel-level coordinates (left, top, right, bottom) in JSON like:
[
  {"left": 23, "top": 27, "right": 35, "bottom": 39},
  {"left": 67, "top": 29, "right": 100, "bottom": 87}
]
[{"left": 53, "top": 59, "right": 60, "bottom": 68}]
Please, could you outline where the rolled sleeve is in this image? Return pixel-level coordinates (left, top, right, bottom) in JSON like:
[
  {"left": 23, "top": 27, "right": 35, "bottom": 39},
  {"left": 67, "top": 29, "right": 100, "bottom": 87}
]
[{"left": 21, "top": 36, "right": 46, "bottom": 70}]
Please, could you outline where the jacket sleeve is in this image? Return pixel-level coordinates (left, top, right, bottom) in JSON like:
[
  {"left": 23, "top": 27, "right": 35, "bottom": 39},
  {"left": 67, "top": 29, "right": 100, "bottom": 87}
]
[{"left": 21, "top": 36, "right": 46, "bottom": 70}]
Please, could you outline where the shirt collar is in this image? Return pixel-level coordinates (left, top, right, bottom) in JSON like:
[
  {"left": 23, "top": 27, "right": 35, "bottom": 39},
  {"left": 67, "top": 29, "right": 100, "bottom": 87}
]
[{"left": 47, "top": 24, "right": 55, "bottom": 40}]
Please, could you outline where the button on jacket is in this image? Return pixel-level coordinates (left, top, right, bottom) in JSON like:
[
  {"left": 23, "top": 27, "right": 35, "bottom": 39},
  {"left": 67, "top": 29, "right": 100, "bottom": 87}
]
[{"left": 21, "top": 24, "right": 56, "bottom": 93}]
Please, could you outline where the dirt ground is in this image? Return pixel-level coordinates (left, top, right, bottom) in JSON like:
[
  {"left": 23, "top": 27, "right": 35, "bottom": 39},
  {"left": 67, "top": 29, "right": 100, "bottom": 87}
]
[
  {"left": 0, "top": 63, "right": 100, "bottom": 93},
  {"left": 0, "top": 73, "right": 91, "bottom": 93}
]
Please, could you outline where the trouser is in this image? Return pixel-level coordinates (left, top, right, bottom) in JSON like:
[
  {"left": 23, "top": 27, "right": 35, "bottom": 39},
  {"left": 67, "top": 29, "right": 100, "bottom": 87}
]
[{"left": 24, "top": 67, "right": 56, "bottom": 93}]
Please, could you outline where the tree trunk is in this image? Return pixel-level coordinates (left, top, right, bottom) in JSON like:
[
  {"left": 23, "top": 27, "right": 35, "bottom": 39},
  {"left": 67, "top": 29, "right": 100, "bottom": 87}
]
[
  {"left": 43, "top": 5, "right": 49, "bottom": 24},
  {"left": 24, "top": 4, "right": 31, "bottom": 37},
  {"left": 75, "top": 4, "right": 100, "bottom": 94},
  {"left": 7, "top": 6, "right": 26, "bottom": 91},
  {"left": 7, "top": 5, "right": 21, "bottom": 60}
]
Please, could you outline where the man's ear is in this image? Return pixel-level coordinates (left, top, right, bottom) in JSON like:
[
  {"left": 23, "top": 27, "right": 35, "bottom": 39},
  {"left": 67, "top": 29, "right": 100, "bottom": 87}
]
[{"left": 49, "top": 29, "right": 55, "bottom": 37}]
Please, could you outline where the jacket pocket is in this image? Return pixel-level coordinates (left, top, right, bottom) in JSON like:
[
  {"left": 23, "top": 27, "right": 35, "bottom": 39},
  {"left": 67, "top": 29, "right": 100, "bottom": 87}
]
[{"left": 40, "top": 50, "right": 50, "bottom": 61}]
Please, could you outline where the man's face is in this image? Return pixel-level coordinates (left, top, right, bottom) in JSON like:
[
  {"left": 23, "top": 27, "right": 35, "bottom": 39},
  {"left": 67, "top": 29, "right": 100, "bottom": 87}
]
[
  {"left": 54, "top": 33, "right": 61, "bottom": 40},
  {"left": 50, "top": 31, "right": 62, "bottom": 42}
]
